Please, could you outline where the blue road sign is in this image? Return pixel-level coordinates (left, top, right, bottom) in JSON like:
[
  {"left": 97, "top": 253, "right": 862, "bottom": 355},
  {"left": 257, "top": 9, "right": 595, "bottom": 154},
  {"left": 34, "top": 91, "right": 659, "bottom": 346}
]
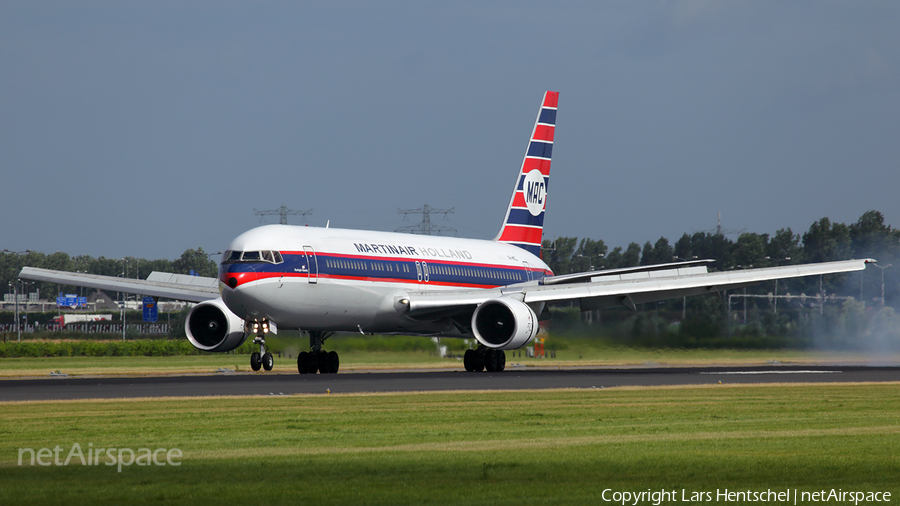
[
  {"left": 57, "top": 293, "right": 84, "bottom": 308},
  {"left": 142, "top": 296, "right": 158, "bottom": 322}
]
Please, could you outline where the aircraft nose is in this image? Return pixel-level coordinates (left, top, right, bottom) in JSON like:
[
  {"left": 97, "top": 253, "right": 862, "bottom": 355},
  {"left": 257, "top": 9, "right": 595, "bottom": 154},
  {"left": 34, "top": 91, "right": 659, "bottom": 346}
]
[
  {"left": 220, "top": 265, "right": 259, "bottom": 292},
  {"left": 221, "top": 264, "right": 261, "bottom": 318}
]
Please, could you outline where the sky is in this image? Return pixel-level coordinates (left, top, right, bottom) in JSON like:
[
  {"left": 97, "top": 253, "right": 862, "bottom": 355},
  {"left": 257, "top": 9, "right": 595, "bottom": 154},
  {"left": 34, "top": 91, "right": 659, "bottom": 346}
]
[{"left": 2, "top": 1, "right": 899, "bottom": 260}]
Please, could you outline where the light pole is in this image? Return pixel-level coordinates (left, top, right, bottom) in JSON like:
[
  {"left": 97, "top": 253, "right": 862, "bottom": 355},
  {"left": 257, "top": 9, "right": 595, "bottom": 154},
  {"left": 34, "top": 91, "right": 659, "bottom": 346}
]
[
  {"left": 673, "top": 256, "right": 698, "bottom": 320},
  {"left": 117, "top": 269, "right": 126, "bottom": 341},
  {"left": 5, "top": 250, "right": 31, "bottom": 342},
  {"left": 8, "top": 282, "right": 19, "bottom": 342},
  {"left": 204, "top": 251, "right": 223, "bottom": 277},
  {"left": 575, "top": 253, "right": 604, "bottom": 323},
  {"left": 576, "top": 253, "right": 604, "bottom": 272},
  {"left": 7, "top": 280, "right": 33, "bottom": 342},
  {"left": 765, "top": 257, "right": 791, "bottom": 314},
  {"left": 873, "top": 263, "right": 892, "bottom": 309}
]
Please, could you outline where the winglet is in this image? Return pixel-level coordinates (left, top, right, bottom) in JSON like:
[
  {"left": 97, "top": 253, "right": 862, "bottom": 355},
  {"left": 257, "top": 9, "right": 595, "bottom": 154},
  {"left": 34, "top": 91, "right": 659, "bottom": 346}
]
[{"left": 494, "top": 91, "right": 558, "bottom": 256}]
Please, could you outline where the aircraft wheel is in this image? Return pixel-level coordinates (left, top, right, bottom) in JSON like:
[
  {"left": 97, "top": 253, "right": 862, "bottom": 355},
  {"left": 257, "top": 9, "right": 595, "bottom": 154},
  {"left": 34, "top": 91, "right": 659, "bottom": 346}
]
[
  {"left": 262, "top": 352, "right": 274, "bottom": 371},
  {"left": 328, "top": 351, "right": 340, "bottom": 374},
  {"left": 317, "top": 351, "right": 331, "bottom": 374},
  {"left": 463, "top": 349, "right": 476, "bottom": 372},
  {"left": 297, "top": 352, "right": 310, "bottom": 374},
  {"left": 305, "top": 352, "right": 319, "bottom": 374},
  {"left": 250, "top": 352, "right": 262, "bottom": 372},
  {"left": 497, "top": 350, "right": 506, "bottom": 372},
  {"left": 465, "top": 349, "right": 485, "bottom": 372},
  {"left": 485, "top": 349, "right": 500, "bottom": 372}
]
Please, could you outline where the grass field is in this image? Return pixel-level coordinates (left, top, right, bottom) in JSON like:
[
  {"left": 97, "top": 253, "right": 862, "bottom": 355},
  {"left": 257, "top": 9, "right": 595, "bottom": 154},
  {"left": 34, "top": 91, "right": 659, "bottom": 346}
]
[
  {"left": 1, "top": 383, "right": 898, "bottom": 505},
  {"left": 2, "top": 344, "right": 896, "bottom": 377}
]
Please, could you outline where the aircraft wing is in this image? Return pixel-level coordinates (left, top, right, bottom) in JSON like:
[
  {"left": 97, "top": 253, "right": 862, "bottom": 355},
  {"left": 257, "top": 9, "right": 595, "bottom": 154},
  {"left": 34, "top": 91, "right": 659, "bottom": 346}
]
[
  {"left": 405, "top": 258, "right": 874, "bottom": 316},
  {"left": 18, "top": 267, "right": 220, "bottom": 303}
]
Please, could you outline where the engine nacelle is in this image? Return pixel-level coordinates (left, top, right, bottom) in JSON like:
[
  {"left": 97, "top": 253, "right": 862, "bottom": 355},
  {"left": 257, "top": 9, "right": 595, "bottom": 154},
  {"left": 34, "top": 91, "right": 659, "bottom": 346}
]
[
  {"left": 471, "top": 297, "right": 539, "bottom": 350},
  {"left": 185, "top": 298, "right": 248, "bottom": 352}
]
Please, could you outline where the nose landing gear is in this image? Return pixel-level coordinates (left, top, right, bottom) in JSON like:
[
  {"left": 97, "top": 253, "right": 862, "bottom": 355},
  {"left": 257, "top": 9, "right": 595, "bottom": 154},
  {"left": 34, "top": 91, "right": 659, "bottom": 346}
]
[{"left": 248, "top": 320, "right": 274, "bottom": 372}]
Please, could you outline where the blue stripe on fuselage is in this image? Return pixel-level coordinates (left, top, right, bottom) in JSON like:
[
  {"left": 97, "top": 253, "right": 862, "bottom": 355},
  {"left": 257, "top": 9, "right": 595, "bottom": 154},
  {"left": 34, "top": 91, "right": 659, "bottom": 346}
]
[{"left": 223, "top": 253, "right": 544, "bottom": 287}]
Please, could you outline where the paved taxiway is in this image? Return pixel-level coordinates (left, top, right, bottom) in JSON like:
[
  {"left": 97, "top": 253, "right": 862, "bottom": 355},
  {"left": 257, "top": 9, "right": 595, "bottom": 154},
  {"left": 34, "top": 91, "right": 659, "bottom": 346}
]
[{"left": 1, "top": 366, "right": 898, "bottom": 401}]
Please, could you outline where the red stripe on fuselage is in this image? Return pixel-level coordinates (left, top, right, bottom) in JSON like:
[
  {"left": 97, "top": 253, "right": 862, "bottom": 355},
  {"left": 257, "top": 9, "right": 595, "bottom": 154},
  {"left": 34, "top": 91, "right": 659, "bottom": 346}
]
[
  {"left": 219, "top": 270, "right": 303, "bottom": 289},
  {"left": 221, "top": 252, "right": 552, "bottom": 290},
  {"left": 290, "top": 251, "right": 533, "bottom": 271},
  {"left": 220, "top": 269, "right": 504, "bottom": 290}
]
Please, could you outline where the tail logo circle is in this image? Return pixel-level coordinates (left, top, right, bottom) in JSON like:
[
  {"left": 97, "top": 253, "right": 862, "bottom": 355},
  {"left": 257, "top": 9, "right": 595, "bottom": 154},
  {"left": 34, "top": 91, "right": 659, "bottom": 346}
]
[{"left": 523, "top": 169, "right": 546, "bottom": 217}]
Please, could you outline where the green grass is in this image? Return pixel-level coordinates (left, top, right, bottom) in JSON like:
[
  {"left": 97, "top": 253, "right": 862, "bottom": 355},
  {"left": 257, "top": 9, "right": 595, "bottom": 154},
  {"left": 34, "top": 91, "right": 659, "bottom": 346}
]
[
  {"left": 0, "top": 383, "right": 898, "bottom": 505},
  {"left": 0, "top": 355, "right": 255, "bottom": 377},
  {"left": 1, "top": 344, "right": 897, "bottom": 377}
]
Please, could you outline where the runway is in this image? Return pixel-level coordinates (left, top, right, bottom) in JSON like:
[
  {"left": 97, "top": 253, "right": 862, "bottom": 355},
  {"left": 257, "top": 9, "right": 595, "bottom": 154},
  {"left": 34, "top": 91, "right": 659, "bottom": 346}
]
[{"left": 1, "top": 365, "right": 898, "bottom": 401}]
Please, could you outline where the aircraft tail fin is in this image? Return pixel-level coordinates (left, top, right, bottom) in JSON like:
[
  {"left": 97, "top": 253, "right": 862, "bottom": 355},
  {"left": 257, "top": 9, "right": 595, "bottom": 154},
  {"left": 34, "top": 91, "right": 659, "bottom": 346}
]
[{"left": 494, "top": 90, "right": 558, "bottom": 256}]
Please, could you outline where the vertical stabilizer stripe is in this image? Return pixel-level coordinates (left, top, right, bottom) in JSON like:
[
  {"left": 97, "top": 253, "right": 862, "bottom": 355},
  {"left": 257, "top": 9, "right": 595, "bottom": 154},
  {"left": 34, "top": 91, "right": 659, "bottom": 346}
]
[
  {"left": 532, "top": 124, "right": 555, "bottom": 142},
  {"left": 543, "top": 93, "right": 559, "bottom": 108},
  {"left": 493, "top": 91, "right": 558, "bottom": 255}
]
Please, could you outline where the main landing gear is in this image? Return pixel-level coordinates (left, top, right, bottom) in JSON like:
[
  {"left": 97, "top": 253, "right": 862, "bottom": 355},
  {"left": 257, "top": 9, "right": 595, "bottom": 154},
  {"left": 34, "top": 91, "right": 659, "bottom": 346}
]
[
  {"left": 248, "top": 320, "right": 274, "bottom": 372},
  {"left": 463, "top": 346, "right": 506, "bottom": 372},
  {"left": 297, "top": 331, "right": 340, "bottom": 374}
]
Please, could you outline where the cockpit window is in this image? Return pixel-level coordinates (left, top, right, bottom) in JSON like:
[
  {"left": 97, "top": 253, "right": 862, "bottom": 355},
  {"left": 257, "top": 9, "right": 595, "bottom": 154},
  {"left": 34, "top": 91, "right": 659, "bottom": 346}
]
[{"left": 221, "top": 250, "right": 284, "bottom": 265}]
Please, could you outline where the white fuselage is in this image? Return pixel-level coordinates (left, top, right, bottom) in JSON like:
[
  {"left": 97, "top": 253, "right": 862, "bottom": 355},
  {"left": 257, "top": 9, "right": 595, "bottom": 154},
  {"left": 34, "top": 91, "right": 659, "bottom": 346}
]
[{"left": 218, "top": 225, "right": 552, "bottom": 335}]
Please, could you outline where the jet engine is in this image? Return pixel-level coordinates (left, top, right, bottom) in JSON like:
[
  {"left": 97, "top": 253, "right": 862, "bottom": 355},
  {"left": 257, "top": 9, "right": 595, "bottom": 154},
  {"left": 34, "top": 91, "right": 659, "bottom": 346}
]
[
  {"left": 185, "top": 298, "right": 248, "bottom": 352},
  {"left": 471, "top": 297, "right": 539, "bottom": 350}
]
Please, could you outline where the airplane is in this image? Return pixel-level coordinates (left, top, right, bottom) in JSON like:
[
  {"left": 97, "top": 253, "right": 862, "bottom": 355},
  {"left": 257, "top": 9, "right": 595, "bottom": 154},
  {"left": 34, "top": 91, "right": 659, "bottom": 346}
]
[{"left": 20, "top": 91, "right": 873, "bottom": 374}]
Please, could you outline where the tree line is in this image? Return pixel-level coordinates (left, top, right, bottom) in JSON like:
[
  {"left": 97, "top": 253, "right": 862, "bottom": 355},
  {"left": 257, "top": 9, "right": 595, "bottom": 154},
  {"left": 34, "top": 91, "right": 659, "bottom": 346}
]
[
  {"left": 541, "top": 210, "right": 900, "bottom": 307},
  {"left": 2, "top": 212, "right": 898, "bottom": 348},
  {"left": 4, "top": 211, "right": 898, "bottom": 307},
  {"left": 2, "top": 248, "right": 218, "bottom": 301}
]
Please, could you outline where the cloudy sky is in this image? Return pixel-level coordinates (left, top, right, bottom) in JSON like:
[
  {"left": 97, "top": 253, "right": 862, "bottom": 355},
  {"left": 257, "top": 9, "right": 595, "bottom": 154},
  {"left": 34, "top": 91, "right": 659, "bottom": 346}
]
[{"left": 2, "top": 1, "right": 898, "bottom": 260}]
